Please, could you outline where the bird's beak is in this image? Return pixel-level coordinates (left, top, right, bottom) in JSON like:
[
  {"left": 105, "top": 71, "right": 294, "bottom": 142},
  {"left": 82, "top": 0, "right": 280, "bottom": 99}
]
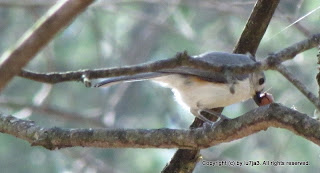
[{"left": 253, "top": 91, "right": 262, "bottom": 106}]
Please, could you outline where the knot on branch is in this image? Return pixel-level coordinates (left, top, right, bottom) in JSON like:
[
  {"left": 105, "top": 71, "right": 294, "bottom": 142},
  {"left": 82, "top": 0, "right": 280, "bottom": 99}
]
[
  {"left": 266, "top": 54, "right": 281, "bottom": 69},
  {"left": 175, "top": 51, "right": 191, "bottom": 66},
  {"left": 31, "top": 127, "right": 71, "bottom": 150},
  {"left": 81, "top": 73, "right": 92, "bottom": 87},
  {"left": 311, "top": 33, "right": 320, "bottom": 45}
]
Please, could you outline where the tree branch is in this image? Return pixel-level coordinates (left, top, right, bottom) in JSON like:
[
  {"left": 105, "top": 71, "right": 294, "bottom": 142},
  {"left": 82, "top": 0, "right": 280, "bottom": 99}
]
[
  {"left": 164, "top": 1, "right": 280, "bottom": 172},
  {"left": 0, "top": 0, "right": 94, "bottom": 92},
  {"left": 1, "top": 103, "right": 320, "bottom": 150},
  {"left": 233, "top": 0, "right": 280, "bottom": 54},
  {"left": 276, "top": 64, "right": 320, "bottom": 110},
  {"left": 0, "top": 97, "right": 106, "bottom": 127},
  {"left": 18, "top": 33, "right": 320, "bottom": 85},
  {"left": 162, "top": 109, "right": 221, "bottom": 173},
  {"left": 317, "top": 46, "right": 320, "bottom": 98}
]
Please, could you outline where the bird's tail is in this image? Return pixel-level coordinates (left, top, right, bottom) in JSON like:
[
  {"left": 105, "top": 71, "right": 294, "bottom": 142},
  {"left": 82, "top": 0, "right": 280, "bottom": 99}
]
[{"left": 94, "top": 72, "right": 166, "bottom": 87}]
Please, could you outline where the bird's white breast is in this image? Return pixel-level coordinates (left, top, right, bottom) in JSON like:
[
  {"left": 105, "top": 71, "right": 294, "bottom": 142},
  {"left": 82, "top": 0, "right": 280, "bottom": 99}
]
[{"left": 153, "top": 74, "right": 254, "bottom": 109}]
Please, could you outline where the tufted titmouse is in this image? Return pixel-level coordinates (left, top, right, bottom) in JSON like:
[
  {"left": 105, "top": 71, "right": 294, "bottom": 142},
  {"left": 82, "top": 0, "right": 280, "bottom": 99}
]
[{"left": 95, "top": 52, "right": 270, "bottom": 123}]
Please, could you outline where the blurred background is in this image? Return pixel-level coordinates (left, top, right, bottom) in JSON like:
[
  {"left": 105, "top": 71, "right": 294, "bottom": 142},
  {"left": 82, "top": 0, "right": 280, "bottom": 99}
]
[{"left": 0, "top": 0, "right": 320, "bottom": 172}]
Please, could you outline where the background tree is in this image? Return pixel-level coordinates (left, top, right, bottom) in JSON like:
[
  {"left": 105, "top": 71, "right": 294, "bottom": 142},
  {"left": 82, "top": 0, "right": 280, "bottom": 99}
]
[{"left": 0, "top": 0, "right": 319, "bottom": 173}]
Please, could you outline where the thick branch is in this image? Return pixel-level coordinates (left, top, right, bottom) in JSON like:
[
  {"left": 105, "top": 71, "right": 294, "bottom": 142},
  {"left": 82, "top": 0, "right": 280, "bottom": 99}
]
[
  {"left": 162, "top": 109, "right": 221, "bottom": 173},
  {"left": 164, "top": 1, "right": 279, "bottom": 171},
  {"left": 18, "top": 33, "right": 320, "bottom": 84},
  {"left": 233, "top": 0, "right": 280, "bottom": 54},
  {"left": 0, "top": 0, "right": 94, "bottom": 92},
  {"left": 1, "top": 103, "right": 320, "bottom": 150}
]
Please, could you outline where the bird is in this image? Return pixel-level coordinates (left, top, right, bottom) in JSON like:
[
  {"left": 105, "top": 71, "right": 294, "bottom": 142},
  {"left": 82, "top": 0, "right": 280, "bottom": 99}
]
[{"left": 94, "top": 52, "right": 267, "bottom": 123}]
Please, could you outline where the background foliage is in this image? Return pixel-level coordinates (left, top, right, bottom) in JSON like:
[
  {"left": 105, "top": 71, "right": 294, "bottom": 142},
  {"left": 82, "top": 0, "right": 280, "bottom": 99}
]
[{"left": 0, "top": 0, "right": 319, "bottom": 172}]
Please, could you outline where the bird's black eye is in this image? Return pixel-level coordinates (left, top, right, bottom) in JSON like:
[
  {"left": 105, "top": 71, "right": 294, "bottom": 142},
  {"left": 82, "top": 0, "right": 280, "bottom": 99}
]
[{"left": 259, "top": 78, "right": 265, "bottom": 85}]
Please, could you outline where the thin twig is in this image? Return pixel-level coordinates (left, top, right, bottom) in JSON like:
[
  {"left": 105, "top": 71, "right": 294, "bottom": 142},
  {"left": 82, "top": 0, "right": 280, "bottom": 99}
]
[
  {"left": 0, "top": 0, "right": 94, "bottom": 92},
  {"left": 317, "top": 46, "right": 320, "bottom": 98},
  {"left": 270, "top": 33, "right": 320, "bottom": 63},
  {"left": 18, "top": 33, "right": 320, "bottom": 84},
  {"left": 0, "top": 98, "right": 106, "bottom": 127},
  {"left": 276, "top": 64, "right": 320, "bottom": 110}
]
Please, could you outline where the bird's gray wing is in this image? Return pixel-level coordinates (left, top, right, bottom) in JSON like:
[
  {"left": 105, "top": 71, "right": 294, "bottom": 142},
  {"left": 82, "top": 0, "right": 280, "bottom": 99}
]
[
  {"left": 196, "top": 52, "right": 255, "bottom": 65},
  {"left": 158, "top": 52, "right": 255, "bottom": 83},
  {"left": 95, "top": 52, "right": 255, "bottom": 87},
  {"left": 158, "top": 67, "right": 248, "bottom": 83}
]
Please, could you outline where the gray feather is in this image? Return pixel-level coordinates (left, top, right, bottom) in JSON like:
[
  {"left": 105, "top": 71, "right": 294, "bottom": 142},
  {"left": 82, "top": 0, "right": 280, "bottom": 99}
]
[
  {"left": 158, "top": 52, "right": 254, "bottom": 83},
  {"left": 95, "top": 52, "right": 255, "bottom": 87},
  {"left": 94, "top": 72, "right": 165, "bottom": 87}
]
